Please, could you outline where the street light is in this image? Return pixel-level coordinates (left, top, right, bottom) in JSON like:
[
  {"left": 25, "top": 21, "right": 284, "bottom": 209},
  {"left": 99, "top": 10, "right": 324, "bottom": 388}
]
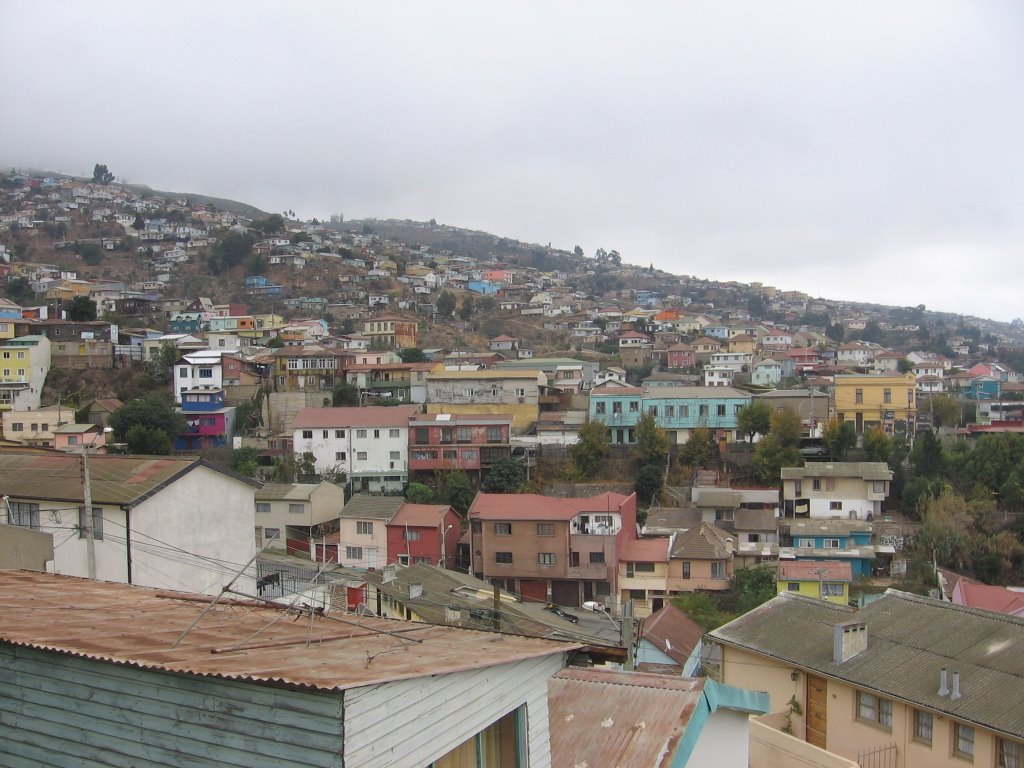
[
  {"left": 440, "top": 524, "right": 453, "bottom": 569},
  {"left": 82, "top": 426, "right": 114, "bottom": 580}
]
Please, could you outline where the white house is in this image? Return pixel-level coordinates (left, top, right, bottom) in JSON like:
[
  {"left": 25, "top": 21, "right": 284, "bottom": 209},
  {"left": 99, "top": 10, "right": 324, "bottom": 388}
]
[
  {"left": 173, "top": 349, "right": 226, "bottom": 404},
  {"left": 0, "top": 453, "right": 258, "bottom": 595},
  {"left": 292, "top": 405, "right": 420, "bottom": 494}
]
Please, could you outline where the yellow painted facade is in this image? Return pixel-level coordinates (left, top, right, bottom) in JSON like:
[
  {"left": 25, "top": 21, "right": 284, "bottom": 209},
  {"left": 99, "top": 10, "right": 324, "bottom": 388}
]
[
  {"left": 426, "top": 402, "right": 537, "bottom": 431},
  {"left": 833, "top": 373, "right": 916, "bottom": 434},
  {"left": 776, "top": 579, "right": 850, "bottom": 605}
]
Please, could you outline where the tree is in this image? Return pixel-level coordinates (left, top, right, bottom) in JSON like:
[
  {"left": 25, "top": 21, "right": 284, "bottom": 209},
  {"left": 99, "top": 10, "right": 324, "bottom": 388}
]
[
  {"left": 482, "top": 458, "right": 525, "bottom": 493},
  {"left": 733, "top": 565, "right": 778, "bottom": 613},
  {"left": 573, "top": 245, "right": 584, "bottom": 259},
  {"left": 109, "top": 394, "right": 185, "bottom": 452},
  {"left": 570, "top": 421, "right": 610, "bottom": 480},
  {"left": 211, "top": 231, "right": 254, "bottom": 273},
  {"left": 67, "top": 295, "right": 97, "bottom": 321},
  {"left": 77, "top": 241, "right": 103, "bottom": 266},
  {"left": 406, "top": 483, "right": 435, "bottom": 504},
  {"left": 822, "top": 419, "right": 857, "bottom": 460},
  {"left": 398, "top": 347, "right": 427, "bottom": 363},
  {"left": 440, "top": 470, "right": 475, "bottom": 516},
  {"left": 929, "top": 396, "right": 961, "bottom": 428},
  {"left": 737, "top": 402, "right": 772, "bottom": 444},
  {"left": 265, "top": 336, "right": 285, "bottom": 348},
  {"left": 254, "top": 214, "right": 284, "bottom": 235},
  {"left": 751, "top": 410, "right": 803, "bottom": 485},
  {"left": 92, "top": 163, "right": 115, "bottom": 185},
  {"left": 862, "top": 427, "right": 892, "bottom": 463},
  {"left": 678, "top": 427, "right": 715, "bottom": 468},
  {"left": 910, "top": 429, "right": 946, "bottom": 479},
  {"left": 897, "top": 357, "right": 914, "bottom": 374},
  {"left": 3, "top": 277, "right": 34, "bottom": 305},
  {"left": 125, "top": 424, "right": 171, "bottom": 455},
  {"left": 332, "top": 382, "right": 359, "bottom": 406},
  {"left": 458, "top": 295, "right": 475, "bottom": 321},
  {"left": 436, "top": 290, "right": 456, "bottom": 318},
  {"left": 230, "top": 447, "right": 259, "bottom": 477},
  {"left": 131, "top": 213, "right": 145, "bottom": 234},
  {"left": 632, "top": 412, "right": 669, "bottom": 468}
]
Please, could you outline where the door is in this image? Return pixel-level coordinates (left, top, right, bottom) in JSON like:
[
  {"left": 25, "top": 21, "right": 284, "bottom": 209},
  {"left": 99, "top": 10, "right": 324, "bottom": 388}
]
[
  {"left": 519, "top": 579, "right": 548, "bottom": 603},
  {"left": 366, "top": 547, "right": 378, "bottom": 569},
  {"left": 805, "top": 674, "right": 828, "bottom": 750},
  {"left": 552, "top": 580, "right": 580, "bottom": 607}
]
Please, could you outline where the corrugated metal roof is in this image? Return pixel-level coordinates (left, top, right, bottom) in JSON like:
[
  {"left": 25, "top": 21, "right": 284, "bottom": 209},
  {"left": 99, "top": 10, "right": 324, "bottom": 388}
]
[
  {"left": 710, "top": 590, "right": 1024, "bottom": 738},
  {"left": 292, "top": 405, "right": 420, "bottom": 429},
  {"left": 338, "top": 494, "right": 405, "bottom": 520},
  {"left": 781, "top": 462, "right": 893, "bottom": 481},
  {"left": 0, "top": 571, "right": 579, "bottom": 694},
  {"left": 0, "top": 451, "right": 258, "bottom": 505},
  {"left": 548, "top": 668, "right": 703, "bottom": 768},
  {"left": 255, "top": 482, "right": 322, "bottom": 502},
  {"left": 469, "top": 492, "right": 629, "bottom": 521},
  {"left": 641, "top": 603, "right": 706, "bottom": 667},
  {"left": 390, "top": 503, "right": 451, "bottom": 527}
]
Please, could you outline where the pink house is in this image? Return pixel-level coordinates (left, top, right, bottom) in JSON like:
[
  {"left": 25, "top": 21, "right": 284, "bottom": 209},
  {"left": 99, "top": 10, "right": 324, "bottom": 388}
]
[
  {"left": 952, "top": 578, "right": 1024, "bottom": 617},
  {"left": 52, "top": 423, "right": 107, "bottom": 452},
  {"left": 386, "top": 503, "right": 462, "bottom": 568}
]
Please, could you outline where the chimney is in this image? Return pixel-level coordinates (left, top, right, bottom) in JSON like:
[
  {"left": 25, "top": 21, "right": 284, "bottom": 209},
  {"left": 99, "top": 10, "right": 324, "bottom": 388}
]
[
  {"left": 938, "top": 668, "right": 949, "bottom": 697},
  {"left": 951, "top": 671, "right": 962, "bottom": 700},
  {"left": 833, "top": 620, "right": 868, "bottom": 663}
]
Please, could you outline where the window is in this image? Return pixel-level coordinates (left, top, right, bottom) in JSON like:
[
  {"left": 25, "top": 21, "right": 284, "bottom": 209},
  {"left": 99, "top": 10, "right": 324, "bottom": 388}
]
[
  {"left": 302, "top": 430, "right": 313, "bottom": 439},
  {"left": 812, "top": 479, "right": 822, "bottom": 491},
  {"left": 494, "top": 523, "right": 512, "bottom": 535},
  {"left": 414, "top": 427, "right": 429, "bottom": 444},
  {"left": 682, "top": 561, "right": 691, "bottom": 579},
  {"left": 77, "top": 507, "right": 103, "bottom": 540},
  {"left": 798, "top": 538, "right": 815, "bottom": 548},
  {"left": 589, "top": 551, "right": 605, "bottom": 564},
  {"left": 788, "top": 582, "right": 800, "bottom": 591},
  {"left": 628, "top": 589, "right": 646, "bottom": 601},
  {"left": 9, "top": 502, "right": 39, "bottom": 529},
  {"left": 390, "top": 451, "right": 401, "bottom": 460},
  {"left": 538, "top": 553, "right": 556, "bottom": 565},
  {"left": 855, "top": 388, "right": 864, "bottom": 404},
  {"left": 443, "top": 449, "right": 457, "bottom": 460},
  {"left": 256, "top": 502, "right": 271, "bottom": 514},
  {"left": 179, "top": 367, "right": 187, "bottom": 376},
  {"left": 357, "top": 521, "right": 373, "bottom": 535},
  {"left": 335, "top": 451, "right": 347, "bottom": 461},
  {"left": 346, "top": 546, "right": 363, "bottom": 560},
  {"left": 873, "top": 481, "right": 886, "bottom": 493},
  {"left": 665, "top": 405, "right": 675, "bottom": 418},
  {"left": 714, "top": 508, "right": 734, "bottom": 522},
  {"left": 821, "top": 582, "right": 844, "bottom": 597},
  {"left": 711, "top": 561, "right": 726, "bottom": 579},
  {"left": 356, "top": 429, "right": 367, "bottom": 438},
  {"left": 699, "top": 404, "right": 709, "bottom": 417},
  {"left": 11, "top": 423, "right": 22, "bottom": 432},
  {"left": 626, "top": 562, "right": 656, "bottom": 576},
  {"left": 390, "top": 428, "right": 400, "bottom": 438},
  {"left": 356, "top": 451, "right": 367, "bottom": 460},
  {"left": 748, "top": 533, "right": 760, "bottom": 543},
  {"left": 829, "top": 501, "right": 843, "bottom": 511},
  {"left": 373, "top": 429, "right": 380, "bottom": 438},
  {"left": 456, "top": 426, "right": 472, "bottom": 443},
  {"left": 955, "top": 723, "right": 975, "bottom": 760},
  {"left": 998, "top": 738, "right": 1021, "bottom": 768},
  {"left": 199, "top": 368, "right": 213, "bottom": 379},
  {"left": 629, "top": 401, "right": 639, "bottom": 412},
  {"left": 825, "top": 478, "right": 835, "bottom": 492},
  {"left": 68, "top": 436, "right": 78, "bottom": 446},
  {"left": 612, "top": 402, "right": 622, "bottom": 414},
  {"left": 794, "top": 481, "right": 802, "bottom": 495},
  {"left": 913, "top": 710, "right": 933, "bottom": 745},
  {"left": 322, "top": 429, "right": 329, "bottom": 438},
  {"left": 515, "top": 387, "right": 526, "bottom": 397},
  {"left": 289, "top": 503, "right": 304, "bottom": 514},
  {"left": 264, "top": 528, "right": 281, "bottom": 540},
  {"left": 486, "top": 426, "right": 502, "bottom": 443},
  {"left": 823, "top": 538, "right": 841, "bottom": 548},
  {"left": 717, "top": 404, "right": 726, "bottom": 416},
  {"left": 495, "top": 551, "right": 513, "bottom": 564},
  {"left": 414, "top": 556, "right": 432, "bottom": 564},
  {"left": 857, "top": 692, "right": 892, "bottom": 730},
  {"left": 648, "top": 405, "right": 658, "bottom": 416},
  {"left": 403, "top": 530, "right": 421, "bottom": 541},
  {"left": 595, "top": 401, "right": 606, "bottom": 414},
  {"left": 537, "top": 523, "right": 554, "bottom": 536},
  {"left": 883, "top": 388, "right": 892, "bottom": 404}
]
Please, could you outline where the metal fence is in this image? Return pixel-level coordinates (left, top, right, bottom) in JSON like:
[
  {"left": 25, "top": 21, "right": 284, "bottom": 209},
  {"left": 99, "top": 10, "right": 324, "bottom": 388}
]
[{"left": 858, "top": 743, "right": 897, "bottom": 768}]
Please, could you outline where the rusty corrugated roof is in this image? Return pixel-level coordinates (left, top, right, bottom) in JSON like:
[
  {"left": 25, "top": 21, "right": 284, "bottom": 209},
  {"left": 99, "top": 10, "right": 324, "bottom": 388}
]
[
  {"left": 548, "top": 668, "right": 702, "bottom": 768},
  {"left": 0, "top": 571, "right": 579, "bottom": 693}
]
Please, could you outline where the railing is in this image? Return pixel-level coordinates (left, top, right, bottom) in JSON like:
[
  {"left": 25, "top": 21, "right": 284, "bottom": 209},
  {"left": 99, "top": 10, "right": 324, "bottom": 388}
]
[{"left": 857, "top": 743, "right": 897, "bottom": 768}]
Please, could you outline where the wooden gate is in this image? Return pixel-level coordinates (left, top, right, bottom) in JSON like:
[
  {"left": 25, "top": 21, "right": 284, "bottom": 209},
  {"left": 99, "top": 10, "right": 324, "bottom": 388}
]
[{"left": 806, "top": 674, "right": 828, "bottom": 750}]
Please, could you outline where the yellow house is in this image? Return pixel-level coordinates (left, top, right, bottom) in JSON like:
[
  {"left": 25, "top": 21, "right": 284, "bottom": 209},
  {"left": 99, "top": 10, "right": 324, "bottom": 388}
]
[
  {"left": 727, "top": 334, "right": 757, "bottom": 354},
  {"left": 833, "top": 372, "right": 916, "bottom": 435},
  {"left": 425, "top": 370, "right": 544, "bottom": 432},
  {"left": 709, "top": 590, "right": 1024, "bottom": 767},
  {"left": 777, "top": 560, "right": 852, "bottom": 604},
  {"left": 43, "top": 279, "right": 92, "bottom": 302}
]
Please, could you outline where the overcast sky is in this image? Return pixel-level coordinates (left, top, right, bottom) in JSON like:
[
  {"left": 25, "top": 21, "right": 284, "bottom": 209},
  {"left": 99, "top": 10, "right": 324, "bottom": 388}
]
[{"left": 3, "top": 2, "right": 1022, "bottom": 322}]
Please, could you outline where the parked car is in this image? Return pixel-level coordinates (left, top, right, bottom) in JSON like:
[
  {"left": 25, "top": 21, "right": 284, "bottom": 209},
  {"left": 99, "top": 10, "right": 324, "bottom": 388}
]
[{"left": 544, "top": 603, "right": 579, "bottom": 623}]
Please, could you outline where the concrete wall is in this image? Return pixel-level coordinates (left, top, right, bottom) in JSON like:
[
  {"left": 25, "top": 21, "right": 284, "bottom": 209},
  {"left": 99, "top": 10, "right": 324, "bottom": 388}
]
[{"left": 750, "top": 713, "right": 859, "bottom": 768}]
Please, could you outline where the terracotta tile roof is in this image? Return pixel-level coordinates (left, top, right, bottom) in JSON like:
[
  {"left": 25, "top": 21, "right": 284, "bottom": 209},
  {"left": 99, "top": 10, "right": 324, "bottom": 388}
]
[
  {"left": 389, "top": 503, "right": 452, "bottom": 527},
  {"left": 670, "top": 522, "right": 733, "bottom": 560},
  {"left": 469, "top": 492, "right": 629, "bottom": 521},
  {"left": 620, "top": 537, "right": 670, "bottom": 562}
]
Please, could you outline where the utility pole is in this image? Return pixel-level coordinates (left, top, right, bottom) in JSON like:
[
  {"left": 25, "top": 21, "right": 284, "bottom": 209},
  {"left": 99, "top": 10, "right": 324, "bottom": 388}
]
[{"left": 81, "top": 445, "right": 97, "bottom": 579}]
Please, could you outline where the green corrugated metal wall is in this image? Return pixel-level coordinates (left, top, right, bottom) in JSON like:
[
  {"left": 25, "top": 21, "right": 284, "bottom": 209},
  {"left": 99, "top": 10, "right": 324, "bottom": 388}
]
[{"left": 0, "top": 645, "right": 344, "bottom": 768}]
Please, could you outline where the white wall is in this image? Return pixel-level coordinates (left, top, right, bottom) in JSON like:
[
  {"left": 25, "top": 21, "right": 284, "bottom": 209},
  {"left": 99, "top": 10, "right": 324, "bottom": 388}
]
[
  {"left": 132, "top": 465, "right": 255, "bottom": 595},
  {"left": 688, "top": 707, "right": 752, "bottom": 768},
  {"left": 293, "top": 427, "right": 409, "bottom": 479}
]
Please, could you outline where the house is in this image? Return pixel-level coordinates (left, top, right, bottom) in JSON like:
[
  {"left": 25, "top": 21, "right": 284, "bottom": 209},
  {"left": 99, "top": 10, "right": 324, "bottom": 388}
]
[
  {"left": 753, "top": 388, "right": 830, "bottom": 435},
  {"left": 15, "top": 319, "right": 115, "bottom": 369},
  {"left": 781, "top": 461, "right": 892, "bottom": 520},
  {"left": 426, "top": 370, "right": 545, "bottom": 432},
  {"left": 780, "top": 518, "right": 876, "bottom": 578},
  {"left": 79, "top": 397, "right": 124, "bottom": 427},
  {"left": 704, "top": 366, "right": 736, "bottom": 387},
  {"left": 173, "top": 349, "right": 227, "bottom": 404},
  {"left": 777, "top": 559, "right": 853, "bottom": 604},
  {"left": 469, "top": 491, "right": 635, "bottom": 609},
  {"left": 709, "top": 589, "right": 1024, "bottom": 767},
  {"left": 272, "top": 345, "right": 353, "bottom": 394},
  {"left": 1, "top": 403, "right": 73, "bottom": 446},
  {"left": 0, "top": 570, "right": 579, "bottom": 768},
  {"left": 0, "top": 451, "right": 258, "bottom": 595},
  {"left": 386, "top": 503, "right": 461, "bottom": 567},
  {"left": 951, "top": 577, "right": 1024, "bottom": 617},
  {"left": 833, "top": 373, "right": 917, "bottom": 435},
  {"left": 667, "top": 343, "right": 695, "bottom": 370},
  {"left": 344, "top": 361, "right": 433, "bottom": 403},
  {"left": 593, "top": 366, "right": 627, "bottom": 387},
  {"left": 548, "top": 669, "right": 768, "bottom": 768},
  {"left": 488, "top": 334, "right": 520, "bottom": 351},
  {"left": 751, "top": 358, "right": 785, "bottom": 387},
  {"left": 361, "top": 314, "right": 418, "bottom": 349},
  {"left": 176, "top": 387, "right": 236, "bottom": 452},
  {"left": 617, "top": 536, "right": 672, "bottom": 617},
  {"left": 635, "top": 601, "right": 707, "bottom": 676},
  {"left": 0, "top": 334, "right": 50, "bottom": 415},
  {"left": 292, "top": 405, "right": 420, "bottom": 494},
  {"left": 52, "top": 422, "right": 107, "bottom": 452},
  {"left": 668, "top": 522, "right": 735, "bottom": 594},
  {"left": 408, "top": 412, "right": 512, "bottom": 478},
  {"left": 254, "top": 480, "right": 345, "bottom": 554}
]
